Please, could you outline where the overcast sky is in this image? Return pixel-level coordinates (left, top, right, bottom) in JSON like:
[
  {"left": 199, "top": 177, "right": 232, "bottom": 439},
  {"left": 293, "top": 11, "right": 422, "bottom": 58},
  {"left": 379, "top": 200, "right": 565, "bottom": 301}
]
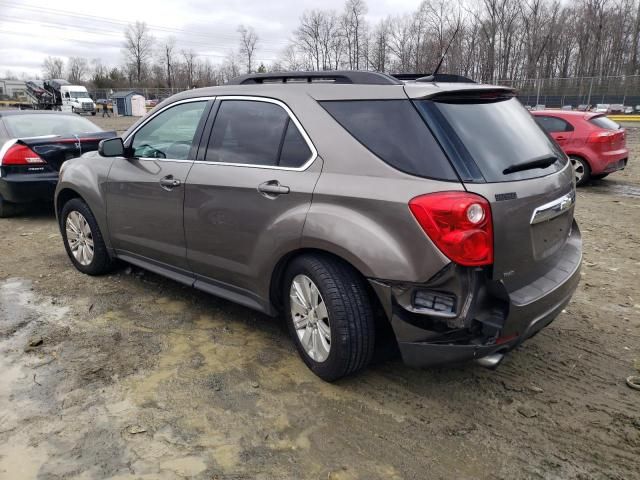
[{"left": 0, "top": 0, "right": 424, "bottom": 78}]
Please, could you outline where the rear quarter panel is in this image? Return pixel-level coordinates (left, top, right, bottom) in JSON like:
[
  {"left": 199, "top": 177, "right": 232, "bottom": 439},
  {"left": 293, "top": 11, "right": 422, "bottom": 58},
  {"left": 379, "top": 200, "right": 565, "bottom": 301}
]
[{"left": 294, "top": 95, "right": 459, "bottom": 283}]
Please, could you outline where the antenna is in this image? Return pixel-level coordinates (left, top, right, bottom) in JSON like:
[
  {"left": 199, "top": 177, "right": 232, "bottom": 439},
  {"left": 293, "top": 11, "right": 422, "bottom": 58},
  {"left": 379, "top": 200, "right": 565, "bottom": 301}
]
[{"left": 420, "top": 23, "right": 461, "bottom": 82}]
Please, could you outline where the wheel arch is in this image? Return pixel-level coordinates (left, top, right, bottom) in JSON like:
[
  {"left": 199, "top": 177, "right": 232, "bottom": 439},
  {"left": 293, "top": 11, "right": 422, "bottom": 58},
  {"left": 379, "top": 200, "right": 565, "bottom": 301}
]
[
  {"left": 269, "top": 247, "right": 385, "bottom": 319},
  {"left": 55, "top": 187, "right": 84, "bottom": 221}
]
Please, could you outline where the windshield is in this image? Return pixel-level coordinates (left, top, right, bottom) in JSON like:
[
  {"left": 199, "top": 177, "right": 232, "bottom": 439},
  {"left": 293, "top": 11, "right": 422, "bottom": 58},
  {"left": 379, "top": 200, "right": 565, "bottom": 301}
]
[
  {"left": 68, "top": 91, "right": 90, "bottom": 99},
  {"left": 415, "top": 96, "right": 566, "bottom": 182},
  {"left": 3, "top": 114, "right": 102, "bottom": 138}
]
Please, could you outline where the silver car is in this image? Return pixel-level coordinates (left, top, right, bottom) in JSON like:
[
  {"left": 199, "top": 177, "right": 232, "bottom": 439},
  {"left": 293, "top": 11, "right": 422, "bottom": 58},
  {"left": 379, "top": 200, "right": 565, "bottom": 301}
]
[{"left": 55, "top": 72, "right": 582, "bottom": 381}]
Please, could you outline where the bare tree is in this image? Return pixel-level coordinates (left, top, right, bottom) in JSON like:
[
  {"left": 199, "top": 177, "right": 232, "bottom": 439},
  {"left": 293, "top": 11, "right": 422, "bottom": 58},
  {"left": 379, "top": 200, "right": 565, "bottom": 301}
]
[
  {"left": 42, "top": 56, "right": 64, "bottom": 79},
  {"left": 161, "top": 37, "right": 177, "bottom": 89},
  {"left": 342, "top": 0, "right": 368, "bottom": 69},
  {"left": 182, "top": 50, "right": 198, "bottom": 87},
  {"left": 238, "top": 25, "right": 259, "bottom": 73},
  {"left": 67, "top": 57, "right": 89, "bottom": 83},
  {"left": 123, "top": 21, "right": 154, "bottom": 84}
]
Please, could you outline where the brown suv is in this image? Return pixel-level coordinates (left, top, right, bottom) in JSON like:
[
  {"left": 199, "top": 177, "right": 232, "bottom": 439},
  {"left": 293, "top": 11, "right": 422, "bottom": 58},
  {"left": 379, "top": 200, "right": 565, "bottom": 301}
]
[{"left": 55, "top": 72, "right": 581, "bottom": 381}]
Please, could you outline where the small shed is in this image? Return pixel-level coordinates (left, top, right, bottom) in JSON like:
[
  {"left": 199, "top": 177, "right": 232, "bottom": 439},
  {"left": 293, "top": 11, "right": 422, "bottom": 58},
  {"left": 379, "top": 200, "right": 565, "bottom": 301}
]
[{"left": 111, "top": 91, "right": 145, "bottom": 116}]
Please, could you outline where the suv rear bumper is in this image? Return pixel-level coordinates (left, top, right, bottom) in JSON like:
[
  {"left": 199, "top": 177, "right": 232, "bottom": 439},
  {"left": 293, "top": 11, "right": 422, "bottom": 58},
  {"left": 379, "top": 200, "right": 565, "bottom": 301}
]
[
  {"left": 395, "top": 261, "right": 579, "bottom": 367},
  {"left": 370, "top": 225, "right": 582, "bottom": 369}
]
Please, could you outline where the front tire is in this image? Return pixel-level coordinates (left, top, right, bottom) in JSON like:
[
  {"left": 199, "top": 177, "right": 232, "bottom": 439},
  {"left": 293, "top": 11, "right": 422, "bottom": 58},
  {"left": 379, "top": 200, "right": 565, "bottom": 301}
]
[
  {"left": 283, "top": 254, "right": 375, "bottom": 382},
  {"left": 60, "top": 198, "right": 113, "bottom": 275},
  {"left": 570, "top": 155, "right": 591, "bottom": 186}
]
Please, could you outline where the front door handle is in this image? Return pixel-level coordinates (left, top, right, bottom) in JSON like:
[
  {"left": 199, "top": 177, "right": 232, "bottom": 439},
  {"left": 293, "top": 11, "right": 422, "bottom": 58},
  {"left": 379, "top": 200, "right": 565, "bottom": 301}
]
[
  {"left": 159, "top": 175, "right": 181, "bottom": 190},
  {"left": 258, "top": 180, "right": 290, "bottom": 197}
]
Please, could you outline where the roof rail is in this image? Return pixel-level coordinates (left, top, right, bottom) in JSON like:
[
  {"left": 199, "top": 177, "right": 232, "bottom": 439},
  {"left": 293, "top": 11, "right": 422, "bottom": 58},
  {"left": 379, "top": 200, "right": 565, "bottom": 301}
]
[
  {"left": 227, "top": 71, "right": 402, "bottom": 86},
  {"left": 392, "top": 73, "right": 476, "bottom": 83}
]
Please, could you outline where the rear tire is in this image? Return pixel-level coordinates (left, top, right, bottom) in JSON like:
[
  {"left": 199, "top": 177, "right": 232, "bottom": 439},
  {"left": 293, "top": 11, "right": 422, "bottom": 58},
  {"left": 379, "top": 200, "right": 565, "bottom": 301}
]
[
  {"left": 60, "top": 198, "right": 113, "bottom": 275},
  {"left": 283, "top": 254, "right": 375, "bottom": 382},
  {"left": 0, "top": 195, "right": 18, "bottom": 218},
  {"left": 570, "top": 155, "right": 591, "bottom": 186}
]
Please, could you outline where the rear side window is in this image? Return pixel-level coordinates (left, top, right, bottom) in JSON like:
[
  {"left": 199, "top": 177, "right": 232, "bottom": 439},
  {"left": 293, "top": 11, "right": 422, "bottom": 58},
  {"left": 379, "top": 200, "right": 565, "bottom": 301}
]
[
  {"left": 279, "top": 119, "right": 312, "bottom": 168},
  {"left": 589, "top": 115, "right": 620, "bottom": 131},
  {"left": 320, "top": 100, "right": 457, "bottom": 181},
  {"left": 535, "top": 115, "right": 574, "bottom": 133},
  {"left": 206, "top": 100, "right": 313, "bottom": 168},
  {"left": 416, "top": 97, "right": 565, "bottom": 183}
]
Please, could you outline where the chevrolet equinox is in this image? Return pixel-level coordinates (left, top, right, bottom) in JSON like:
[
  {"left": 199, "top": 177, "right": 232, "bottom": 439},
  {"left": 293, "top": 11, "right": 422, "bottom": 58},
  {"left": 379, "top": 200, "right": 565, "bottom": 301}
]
[{"left": 55, "top": 72, "right": 582, "bottom": 381}]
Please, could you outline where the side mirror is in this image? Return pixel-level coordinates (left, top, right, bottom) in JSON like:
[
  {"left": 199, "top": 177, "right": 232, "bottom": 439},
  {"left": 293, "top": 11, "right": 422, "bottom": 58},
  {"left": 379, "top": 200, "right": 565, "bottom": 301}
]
[{"left": 99, "top": 137, "right": 125, "bottom": 157}]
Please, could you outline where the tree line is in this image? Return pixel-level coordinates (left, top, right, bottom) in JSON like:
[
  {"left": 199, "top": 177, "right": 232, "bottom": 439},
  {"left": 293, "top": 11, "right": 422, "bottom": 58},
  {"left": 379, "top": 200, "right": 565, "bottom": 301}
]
[{"left": 37, "top": 0, "right": 640, "bottom": 90}]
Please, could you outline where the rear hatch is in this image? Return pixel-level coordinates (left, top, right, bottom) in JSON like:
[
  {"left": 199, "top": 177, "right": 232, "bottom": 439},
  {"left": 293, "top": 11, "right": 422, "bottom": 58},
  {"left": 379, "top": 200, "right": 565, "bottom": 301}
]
[
  {"left": 587, "top": 114, "right": 626, "bottom": 151},
  {"left": 410, "top": 87, "right": 577, "bottom": 294}
]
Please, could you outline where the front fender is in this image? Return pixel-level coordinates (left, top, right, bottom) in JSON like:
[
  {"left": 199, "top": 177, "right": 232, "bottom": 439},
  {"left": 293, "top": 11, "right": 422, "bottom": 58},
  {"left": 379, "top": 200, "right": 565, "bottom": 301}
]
[{"left": 55, "top": 152, "right": 115, "bottom": 250}]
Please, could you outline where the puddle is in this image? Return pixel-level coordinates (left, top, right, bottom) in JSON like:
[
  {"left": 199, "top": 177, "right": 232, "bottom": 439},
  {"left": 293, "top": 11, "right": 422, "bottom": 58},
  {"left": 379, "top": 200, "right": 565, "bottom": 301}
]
[{"left": 590, "top": 182, "right": 640, "bottom": 198}]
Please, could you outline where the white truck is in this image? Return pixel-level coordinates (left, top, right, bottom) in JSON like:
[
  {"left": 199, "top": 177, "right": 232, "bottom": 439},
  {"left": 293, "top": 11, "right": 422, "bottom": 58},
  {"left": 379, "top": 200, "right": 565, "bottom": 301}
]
[{"left": 26, "top": 79, "right": 97, "bottom": 115}]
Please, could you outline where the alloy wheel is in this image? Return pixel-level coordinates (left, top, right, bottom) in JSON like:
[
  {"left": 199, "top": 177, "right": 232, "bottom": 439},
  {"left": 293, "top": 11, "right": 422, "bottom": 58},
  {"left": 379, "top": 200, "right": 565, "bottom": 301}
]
[
  {"left": 570, "top": 157, "right": 585, "bottom": 183},
  {"left": 66, "top": 211, "right": 94, "bottom": 266},
  {"left": 290, "top": 274, "right": 331, "bottom": 362}
]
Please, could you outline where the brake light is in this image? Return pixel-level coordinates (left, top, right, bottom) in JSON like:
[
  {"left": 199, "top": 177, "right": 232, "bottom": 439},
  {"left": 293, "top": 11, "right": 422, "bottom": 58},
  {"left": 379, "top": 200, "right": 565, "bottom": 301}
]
[
  {"left": 1, "top": 144, "right": 46, "bottom": 165},
  {"left": 409, "top": 192, "right": 493, "bottom": 266},
  {"left": 587, "top": 131, "right": 620, "bottom": 144}
]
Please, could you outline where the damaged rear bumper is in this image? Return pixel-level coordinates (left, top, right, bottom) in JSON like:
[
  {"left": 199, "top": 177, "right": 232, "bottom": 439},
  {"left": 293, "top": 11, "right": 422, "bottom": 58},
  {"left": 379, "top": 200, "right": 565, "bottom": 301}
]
[{"left": 369, "top": 226, "right": 582, "bottom": 369}]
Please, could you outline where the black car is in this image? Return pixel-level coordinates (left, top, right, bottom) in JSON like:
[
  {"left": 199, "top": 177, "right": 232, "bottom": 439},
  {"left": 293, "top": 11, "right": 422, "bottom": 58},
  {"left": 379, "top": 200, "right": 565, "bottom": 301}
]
[{"left": 0, "top": 111, "right": 116, "bottom": 216}]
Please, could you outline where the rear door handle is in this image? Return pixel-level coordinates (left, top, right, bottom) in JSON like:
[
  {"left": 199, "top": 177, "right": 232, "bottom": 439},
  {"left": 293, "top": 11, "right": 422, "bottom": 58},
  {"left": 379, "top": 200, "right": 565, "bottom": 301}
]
[
  {"left": 258, "top": 180, "right": 290, "bottom": 197},
  {"left": 556, "top": 136, "right": 567, "bottom": 140},
  {"left": 159, "top": 175, "right": 181, "bottom": 190}
]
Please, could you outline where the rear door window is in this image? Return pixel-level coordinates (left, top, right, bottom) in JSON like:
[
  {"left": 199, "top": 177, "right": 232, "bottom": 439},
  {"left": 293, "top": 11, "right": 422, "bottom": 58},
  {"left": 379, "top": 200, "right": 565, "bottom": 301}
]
[
  {"left": 415, "top": 96, "right": 566, "bottom": 183},
  {"left": 535, "top": 115, "right": 574, "bottom": 133},
  {"left": 319, "top": 100, "right": 457, "bottom": 181},
  {"left": 589, "top": 115, "right": 620, "bottom": 130},
  {"left": 205, "top": 100, "right": 313, "bottom": 168}
]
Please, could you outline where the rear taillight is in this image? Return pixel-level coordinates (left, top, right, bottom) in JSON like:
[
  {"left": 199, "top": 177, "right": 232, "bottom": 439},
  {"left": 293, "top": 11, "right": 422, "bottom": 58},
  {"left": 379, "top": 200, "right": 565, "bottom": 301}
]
[
  {"left": 409, "top": 192, "right": 493, "bottom": 267},
  {"left": 1, "top": 144, "right": 46, "bottom": 165},
  {"left": 587, "top": 130, "right": 623, "bottom": 144}
]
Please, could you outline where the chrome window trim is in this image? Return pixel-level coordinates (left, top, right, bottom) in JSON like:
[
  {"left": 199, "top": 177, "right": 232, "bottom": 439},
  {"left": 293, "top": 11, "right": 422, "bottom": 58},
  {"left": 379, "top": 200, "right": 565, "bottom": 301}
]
[
  {"left": 122, "top": 95, "right": 318, "bottom": 171},
  {"left": 195, "top": 95, "right": 318, "bottom": 172}
]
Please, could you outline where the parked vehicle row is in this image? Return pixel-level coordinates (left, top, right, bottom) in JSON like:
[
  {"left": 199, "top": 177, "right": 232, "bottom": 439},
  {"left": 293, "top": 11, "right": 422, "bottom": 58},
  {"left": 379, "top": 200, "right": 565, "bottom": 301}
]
[
  {"left": 528, "top": 103, "right": 640, "bottom": 114},
  {"left": 51, "top": 71, "right": 582, "bottom": 381}
]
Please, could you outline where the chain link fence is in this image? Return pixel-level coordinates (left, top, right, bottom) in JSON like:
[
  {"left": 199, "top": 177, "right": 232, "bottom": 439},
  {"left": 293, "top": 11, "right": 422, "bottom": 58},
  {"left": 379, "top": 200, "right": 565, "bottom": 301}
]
[
  {"left": 88, "top": 75, "right": 640, "bottom": 109},
  {"left": 89, "top": 87, "right": 191, "bottom": 103},
  {"left": 498, "top": 75, "right": 640, "bottom": 108}
]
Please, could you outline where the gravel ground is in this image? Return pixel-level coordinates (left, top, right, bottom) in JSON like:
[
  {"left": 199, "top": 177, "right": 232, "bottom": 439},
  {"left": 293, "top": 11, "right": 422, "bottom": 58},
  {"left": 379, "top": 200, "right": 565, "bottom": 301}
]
[{"left": 0, "top": 115, "right": 639, "bottom": 479}]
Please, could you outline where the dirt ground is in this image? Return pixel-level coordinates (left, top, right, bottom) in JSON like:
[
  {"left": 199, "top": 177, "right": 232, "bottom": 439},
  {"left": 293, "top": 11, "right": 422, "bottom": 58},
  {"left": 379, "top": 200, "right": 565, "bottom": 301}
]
[{"left": 1, "top": 115, "right": 639, "bottom": 480}]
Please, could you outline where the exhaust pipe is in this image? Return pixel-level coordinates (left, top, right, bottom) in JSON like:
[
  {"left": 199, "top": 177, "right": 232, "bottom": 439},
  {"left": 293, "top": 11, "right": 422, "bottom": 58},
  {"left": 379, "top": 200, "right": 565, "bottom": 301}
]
[{"left": 475, "top": 353, "right": 505, "bottom": 369}]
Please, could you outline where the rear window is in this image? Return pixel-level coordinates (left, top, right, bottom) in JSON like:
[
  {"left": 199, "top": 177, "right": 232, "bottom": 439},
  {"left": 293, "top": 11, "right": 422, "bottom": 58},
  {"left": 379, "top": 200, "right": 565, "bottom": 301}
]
[
  {"left": 589, "top": 115, "right": 620, "bottom": 131},
  {"left": 320, "top": 100, "right": 457, "bottom": 181},
  {"left": 415, "top": 97, "right": 566, "bottom": 183},
  {"left": 3, "top": 114, "right": 102, "bottom": 138}
]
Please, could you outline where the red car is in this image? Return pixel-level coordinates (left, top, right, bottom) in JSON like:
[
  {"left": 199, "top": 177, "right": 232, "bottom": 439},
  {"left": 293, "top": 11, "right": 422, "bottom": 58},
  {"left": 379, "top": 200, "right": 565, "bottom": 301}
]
[{"left": 531, "top": 110, "right": 628, "bottom": 186}]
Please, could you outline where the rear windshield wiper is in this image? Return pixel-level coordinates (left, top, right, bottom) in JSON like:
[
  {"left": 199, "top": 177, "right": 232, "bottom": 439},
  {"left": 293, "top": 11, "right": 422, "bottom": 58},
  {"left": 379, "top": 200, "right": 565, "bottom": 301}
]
[{"left": 503, "top": 154, "right": 558, "bottom": 175}]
